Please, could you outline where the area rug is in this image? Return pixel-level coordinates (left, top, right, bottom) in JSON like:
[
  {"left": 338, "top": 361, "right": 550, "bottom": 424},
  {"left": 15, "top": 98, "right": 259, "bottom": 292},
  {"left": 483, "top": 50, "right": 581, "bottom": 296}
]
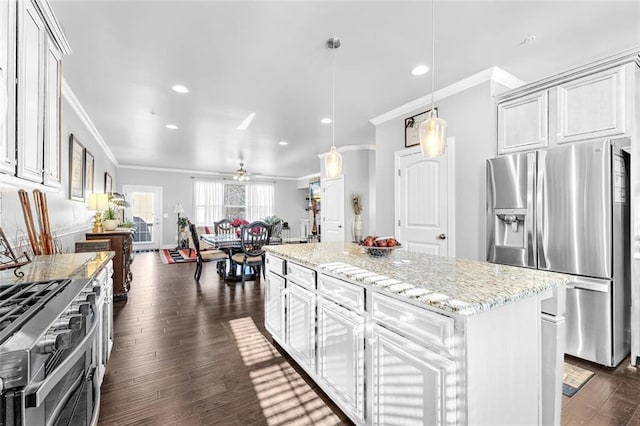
[
  {"left": 562, "top": 362, "right": 595, "bottom": 397},
  {"left": 159, "top": 248, "right": 196, "bottom": 264}
]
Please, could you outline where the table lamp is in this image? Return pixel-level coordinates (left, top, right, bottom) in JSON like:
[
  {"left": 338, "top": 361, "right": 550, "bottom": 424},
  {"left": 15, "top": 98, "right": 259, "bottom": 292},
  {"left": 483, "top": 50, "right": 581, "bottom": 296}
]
[{"left": 88, "top": 193, "right": 110, "bottom": 233}]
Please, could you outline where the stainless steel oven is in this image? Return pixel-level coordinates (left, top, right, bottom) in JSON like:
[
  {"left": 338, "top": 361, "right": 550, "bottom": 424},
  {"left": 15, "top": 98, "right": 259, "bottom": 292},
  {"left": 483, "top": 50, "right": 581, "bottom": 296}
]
[{"left": 0, "top": 278, "right": 104, "bottom": 426}]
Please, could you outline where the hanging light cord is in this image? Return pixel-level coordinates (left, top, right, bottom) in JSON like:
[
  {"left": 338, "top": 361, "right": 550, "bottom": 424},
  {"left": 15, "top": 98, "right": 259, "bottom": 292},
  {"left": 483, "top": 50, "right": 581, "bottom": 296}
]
[
  {"left": 331, "top": 37, "right": 336, "bottom": 149},
  {"left": 431, "top": 0, "right": 436, "bottom": 115}
]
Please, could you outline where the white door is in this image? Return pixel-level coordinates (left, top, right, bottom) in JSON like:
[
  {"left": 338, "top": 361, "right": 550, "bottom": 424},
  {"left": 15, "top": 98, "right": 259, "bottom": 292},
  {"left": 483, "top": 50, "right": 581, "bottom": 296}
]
[
  {"left": 122, "top": 185, "right": 162, "bottom": 250},
  {"left": 321, "top": 176, "right": 345, "bottom": 242},
  {"left": 395, "top": 141, "right": 454, "bottom": 256}
]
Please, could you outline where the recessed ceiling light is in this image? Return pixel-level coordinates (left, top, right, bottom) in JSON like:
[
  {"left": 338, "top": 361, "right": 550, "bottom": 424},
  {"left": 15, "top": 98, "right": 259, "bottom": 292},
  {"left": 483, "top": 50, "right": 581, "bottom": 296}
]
[
  {"left": 279, "top": 141, "right": 288, "bottom": 146},
  {"left": 172, "top": 85, "right": 189, "bottom": 93},
  {"left": 237, "top": 112, "right": 256, "bottom": 130},
  {"left": 520, "top": 35, "right": 537, "bottom": 45},
  {"left": 411, "top": 65, "right": 430, "bottom": 76},
  {"left": 321, "top": 118, "right": 332, "bottom": 124},
  {"left": 165, "top": 124, "right": 178, "bottom": 130}
]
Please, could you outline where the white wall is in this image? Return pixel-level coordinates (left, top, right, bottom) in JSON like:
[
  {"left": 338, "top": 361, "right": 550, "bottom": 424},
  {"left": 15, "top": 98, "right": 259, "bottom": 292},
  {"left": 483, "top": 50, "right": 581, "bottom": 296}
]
[
  {"left": 374, "top": 80, "right": 508, "bottom": 261},
  {"left": 116, "top": 168, "right": 307, "bottom": 246},
  {"left": 0, "top": 94, "right": 118, "bottom": 253}
]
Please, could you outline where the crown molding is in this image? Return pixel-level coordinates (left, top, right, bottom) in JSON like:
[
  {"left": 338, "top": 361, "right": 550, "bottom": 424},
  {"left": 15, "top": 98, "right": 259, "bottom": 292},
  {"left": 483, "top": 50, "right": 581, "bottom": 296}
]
[
  {"left": 62, "top": 79, "right": 119, "bottom": 166},
  {"left": 117, "top": 164, "right": 302, "bottom": 181},
  {"left": 317, "top": 144, "right": 376, "bottom": 159},
  {"left": 369, "top": 66, "right": 525, "bottom": 126}
]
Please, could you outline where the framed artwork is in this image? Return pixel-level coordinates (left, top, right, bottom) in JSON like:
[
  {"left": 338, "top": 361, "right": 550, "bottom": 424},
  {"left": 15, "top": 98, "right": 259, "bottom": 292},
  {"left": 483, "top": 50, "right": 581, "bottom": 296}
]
[
  {"left": 404, "top": 108, "right": 437, "bottom": 148},
  {"left": 104, "top": 172, "right": 113, "bottom": 194},
  {"left": 69, "top": 134, "right": 85, "bottom": 201},
  {"left": 85, "top": 149, "right": 94, "bottom": 198}
]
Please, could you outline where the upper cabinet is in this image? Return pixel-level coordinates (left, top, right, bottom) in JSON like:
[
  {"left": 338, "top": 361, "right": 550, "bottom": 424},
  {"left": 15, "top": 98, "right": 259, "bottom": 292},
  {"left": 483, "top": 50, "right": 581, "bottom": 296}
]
[
  {"left": 0, "top": 0, "right": 16, "bottom": 175},
  {"left": 3, "top": 0, "right": 70, "bottom": 186},
  {"left": 497, "top": 49, "right": 639, "bottom": 155}
]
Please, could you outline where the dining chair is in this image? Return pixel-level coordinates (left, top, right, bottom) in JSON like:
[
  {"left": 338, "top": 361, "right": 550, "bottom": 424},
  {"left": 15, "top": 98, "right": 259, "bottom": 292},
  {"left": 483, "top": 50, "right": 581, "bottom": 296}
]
[
  {"left": 268, "top": 219, "right": 284, "bottom": 245},
  {"left": 230, "top": 221, "right": 270, "bottom": 285},
  {"left": 214, "top": 218, "right": 235, "bottom": 235},
  {"left": 188, "top": 223, "right": 227, "bottom": 281}
]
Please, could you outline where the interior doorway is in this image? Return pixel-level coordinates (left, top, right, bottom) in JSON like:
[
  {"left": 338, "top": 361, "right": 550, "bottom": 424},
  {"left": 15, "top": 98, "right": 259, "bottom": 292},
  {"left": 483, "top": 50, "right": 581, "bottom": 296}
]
[{"left": 122, "top": 185, "right": 163, "bottom": 251}]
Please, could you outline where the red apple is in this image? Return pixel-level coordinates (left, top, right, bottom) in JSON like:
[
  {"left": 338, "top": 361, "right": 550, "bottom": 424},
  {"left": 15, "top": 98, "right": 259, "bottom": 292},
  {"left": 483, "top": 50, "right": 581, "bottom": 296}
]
[
  {"left": 363, "top": 239, "right": 374, "bottom": 247},
  {"left": 376, "top": 239, "right": 387, "bottom": 247},
  {"left": 387, "top": 238, "right": 397, "bottom": 247}
]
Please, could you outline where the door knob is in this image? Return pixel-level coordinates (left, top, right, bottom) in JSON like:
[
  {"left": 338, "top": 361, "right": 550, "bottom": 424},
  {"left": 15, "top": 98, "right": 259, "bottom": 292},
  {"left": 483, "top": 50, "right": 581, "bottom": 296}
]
[{"left": 437, "top": 233, "right": 446, "bottom": 240}]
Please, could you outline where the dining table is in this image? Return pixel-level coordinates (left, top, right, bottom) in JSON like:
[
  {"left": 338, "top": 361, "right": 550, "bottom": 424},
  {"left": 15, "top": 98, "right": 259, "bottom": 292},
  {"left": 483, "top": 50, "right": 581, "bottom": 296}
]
[{"left": 200, "top": 234, "right": 245, "bottom": 281}]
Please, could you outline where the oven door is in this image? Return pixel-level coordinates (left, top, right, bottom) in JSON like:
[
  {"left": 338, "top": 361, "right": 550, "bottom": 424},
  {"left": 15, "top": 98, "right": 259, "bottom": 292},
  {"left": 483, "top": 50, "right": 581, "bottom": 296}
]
[{"left": 7, "top": 311, "right": 101, "bottom": 426}]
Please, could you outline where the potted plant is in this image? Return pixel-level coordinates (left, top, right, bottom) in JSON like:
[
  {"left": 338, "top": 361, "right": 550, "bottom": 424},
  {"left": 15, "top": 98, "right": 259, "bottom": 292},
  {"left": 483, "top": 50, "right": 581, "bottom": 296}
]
[{"left": 102, "top": 207, "right": 119, "bottom": 231}]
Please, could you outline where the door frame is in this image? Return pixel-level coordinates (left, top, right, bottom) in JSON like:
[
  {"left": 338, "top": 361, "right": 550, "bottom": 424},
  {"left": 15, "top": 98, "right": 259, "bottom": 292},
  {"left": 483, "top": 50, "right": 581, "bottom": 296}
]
[
  {"left": 393, "top": 137, "right": 456, "bottom": 257},
  {"left": 122, "top": 184, "right": 163, "bottom": 250}
]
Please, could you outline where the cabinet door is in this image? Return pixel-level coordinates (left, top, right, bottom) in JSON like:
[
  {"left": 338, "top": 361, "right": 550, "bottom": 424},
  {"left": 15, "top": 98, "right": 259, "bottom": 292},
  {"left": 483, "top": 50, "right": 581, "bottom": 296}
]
[
  {"left": 0, "top": 0, "right": 16, "bottom": 174},
  {"left": 43, "top": 39, "right": 61, "bottom": 187},
  {"left": 265, "top": 271, "right": 285, "bottom": 342},
  {"left": 16, "top": 0, "right": 45, "bottom": 183},
  {"left": 372, "top": 325, "right": 456, "bottom": 426},
  {"left": 556, "top": 66, "right": 625, "bottom": 144},
  {"left": 498, "top": 90, "right": 548, "bottom": 154},
  {"left": 317, "top": 297, "right": 364, "bottom": 422},
  {"left": 286, "top": 282, "right": 315, "bottom": 372}
]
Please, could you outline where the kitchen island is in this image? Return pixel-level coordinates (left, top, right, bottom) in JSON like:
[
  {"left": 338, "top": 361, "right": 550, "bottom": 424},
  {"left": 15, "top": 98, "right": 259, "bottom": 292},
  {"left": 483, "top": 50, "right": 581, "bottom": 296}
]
[{"left": 264, "top": 242, "right": 570, "bottom": 425}]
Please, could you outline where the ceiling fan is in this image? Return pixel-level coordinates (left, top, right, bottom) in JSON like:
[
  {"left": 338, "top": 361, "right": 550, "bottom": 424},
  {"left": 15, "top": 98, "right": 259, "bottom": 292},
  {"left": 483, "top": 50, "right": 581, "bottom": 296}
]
[{"left": 233, "top": 162, "right": 251, "bottom": 181}]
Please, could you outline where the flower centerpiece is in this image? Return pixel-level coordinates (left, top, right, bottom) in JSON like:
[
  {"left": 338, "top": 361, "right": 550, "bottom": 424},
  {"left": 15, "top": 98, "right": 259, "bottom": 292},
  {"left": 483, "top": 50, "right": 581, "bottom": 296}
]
[{"left": 230, "top": 217, "right": 249, "bottom": 237}]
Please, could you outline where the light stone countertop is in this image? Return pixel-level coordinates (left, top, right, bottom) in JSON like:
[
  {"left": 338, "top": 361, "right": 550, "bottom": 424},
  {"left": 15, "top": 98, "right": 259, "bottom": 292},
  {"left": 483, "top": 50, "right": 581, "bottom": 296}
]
[
  {"left": 265, "top": 242, "right": 571, "bottom": 316},
  {"left": 0, "top": 251, "right": 115, "bottom": 285}
]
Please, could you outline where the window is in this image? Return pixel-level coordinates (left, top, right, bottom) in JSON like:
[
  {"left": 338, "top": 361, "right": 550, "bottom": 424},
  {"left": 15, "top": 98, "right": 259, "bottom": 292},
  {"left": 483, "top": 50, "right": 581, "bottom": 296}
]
[{"left": 193, "top": 179, "right": 274, "bottom": 224}]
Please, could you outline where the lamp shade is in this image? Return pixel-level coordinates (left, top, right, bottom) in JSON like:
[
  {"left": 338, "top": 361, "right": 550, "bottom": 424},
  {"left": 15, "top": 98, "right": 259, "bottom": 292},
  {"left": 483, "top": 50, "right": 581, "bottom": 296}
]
[
  {"left": 173, "top": 203, "right": 185, "bottom": 214},
  {"left": 325, "top": 146, "right": 343, "bottom": 178},
  {"left": 419, "top": 114, "right": 447, "bottom": 158},
  {"left": 88, "top": 193, "right": 109, "bottom": 211}
]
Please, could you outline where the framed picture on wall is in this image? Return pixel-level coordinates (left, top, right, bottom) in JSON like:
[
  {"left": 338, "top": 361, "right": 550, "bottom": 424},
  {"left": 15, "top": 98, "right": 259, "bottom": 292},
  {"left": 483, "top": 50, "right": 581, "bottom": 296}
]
[
  {"left": 69, "top": 134, "right": 85, "bottom": 201},
  {"left": 104, "top": 172, "right": 113, "bottom": 194},
  {"left": 404, "top": 108, "right": 437, "bottom": 148},
  {"left": 85, "top": 150, "right": 95, "bottom": 198}
]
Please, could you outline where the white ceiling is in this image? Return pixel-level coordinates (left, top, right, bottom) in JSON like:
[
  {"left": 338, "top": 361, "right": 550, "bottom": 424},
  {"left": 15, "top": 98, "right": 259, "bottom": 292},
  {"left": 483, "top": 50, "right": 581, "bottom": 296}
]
[{"left": 50, "top": 1, "right": 640, "bottom": 179}]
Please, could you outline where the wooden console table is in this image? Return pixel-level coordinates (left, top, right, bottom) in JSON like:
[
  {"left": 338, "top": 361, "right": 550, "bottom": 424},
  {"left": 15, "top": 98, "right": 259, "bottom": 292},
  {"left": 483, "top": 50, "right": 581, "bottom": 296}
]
[{"left": 86, "top": 229, "right": 133, "bottom": 300}]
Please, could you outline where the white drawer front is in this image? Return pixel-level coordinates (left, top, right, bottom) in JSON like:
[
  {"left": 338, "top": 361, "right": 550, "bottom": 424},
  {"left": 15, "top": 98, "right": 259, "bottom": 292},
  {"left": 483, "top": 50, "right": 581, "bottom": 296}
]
[
  {"left": 318, "top": 274, "right": 364, "bottom": 312},
  {"left": 287, "top": 262, "right": 316, "bottom": 290},
  {"left": 265, "top": 254, "right": 285, "bottom": 276},
  {"left": 372, "top": 292, "right": 454, "bottom": 355}
]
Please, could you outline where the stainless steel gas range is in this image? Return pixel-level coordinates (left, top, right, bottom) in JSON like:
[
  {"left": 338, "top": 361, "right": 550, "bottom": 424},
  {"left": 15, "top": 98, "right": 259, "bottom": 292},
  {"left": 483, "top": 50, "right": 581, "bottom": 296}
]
[{"left": 0, "top": 260, "right": 113, "bottom": 426}]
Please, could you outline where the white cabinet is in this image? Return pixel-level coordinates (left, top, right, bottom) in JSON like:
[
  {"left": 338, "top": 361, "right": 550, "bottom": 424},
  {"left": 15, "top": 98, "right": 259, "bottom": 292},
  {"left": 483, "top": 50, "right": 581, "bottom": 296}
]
[
  {"left": 43, "top": 39, "right": 62, "bottom": 187},
  {"left": 0, "top": 0, "right": 16, "bottom": 175},
  {"left": 317, "top": 296, "right": 365, "bottom": 422},
  {"left": 556, "top": 66, "right": 626, "bottom": 143},
  {"left": 16, "top": 0, "right": 45, "bottom": 183},
  {"left": 286, "top": 282, "right": 315, "bottom": 372},
  {"left": 372, "top": 325, "right": 456, "bottom": 426},
  {"left": 497, "top": 90, "right": 548, "bottom": 154},
  {"left": 265, "top": 271, "right": 285, "bottom": 342}
]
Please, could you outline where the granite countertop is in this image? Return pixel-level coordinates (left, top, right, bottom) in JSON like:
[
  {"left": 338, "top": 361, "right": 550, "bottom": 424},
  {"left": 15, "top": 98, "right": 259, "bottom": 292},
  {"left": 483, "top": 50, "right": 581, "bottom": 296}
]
[
  {"left": 0, "top": 251, "right": 115, "bottom": 284},
  {"left": 265, "top": 242, "right": 571, "bottom": 316}
]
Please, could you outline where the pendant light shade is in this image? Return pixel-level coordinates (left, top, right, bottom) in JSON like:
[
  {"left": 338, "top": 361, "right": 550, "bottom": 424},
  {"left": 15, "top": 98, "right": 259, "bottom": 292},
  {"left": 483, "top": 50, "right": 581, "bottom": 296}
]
[
  {"left": 419, "top": 110, "right": 447, "bottom": 158},
  {"left": 324, "top": 36, "right": 343, "bottom": 178},
  {"left": 419, "top": 0, "right": 447, "bottom": 158},
  {"left": 325, "top": 146, "right": 343, "bottom": 178}
]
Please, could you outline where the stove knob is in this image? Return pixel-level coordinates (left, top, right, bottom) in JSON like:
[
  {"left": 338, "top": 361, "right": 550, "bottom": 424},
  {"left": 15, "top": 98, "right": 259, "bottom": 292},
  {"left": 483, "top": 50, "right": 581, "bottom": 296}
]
[
  {"left": 84, "top": 292, "right": 97, "bottom": 305},
  {"left": 92, "top": 285, "right": 102, "bottom": 297},
  {"left": 37, "top": 330, "right": 72, "bottom": 354},
  {"left": 71, "top": 301, "right": 90, "bottom": 316},
  {"left": 52, "top": 314, "right": 83, "bottom": 331}
]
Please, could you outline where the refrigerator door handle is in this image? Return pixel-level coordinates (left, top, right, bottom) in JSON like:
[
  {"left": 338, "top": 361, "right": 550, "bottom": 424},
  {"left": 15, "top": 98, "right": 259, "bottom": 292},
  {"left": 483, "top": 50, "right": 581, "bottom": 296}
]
[
  {"left": 536, "top": 150, "right": 547, "bottom": 269},
  {"left": 567, "top": 277, "right": 610, "bottom": 293},
  {"left": 527, "top": 152, "right": 537, "bottom": 268}
]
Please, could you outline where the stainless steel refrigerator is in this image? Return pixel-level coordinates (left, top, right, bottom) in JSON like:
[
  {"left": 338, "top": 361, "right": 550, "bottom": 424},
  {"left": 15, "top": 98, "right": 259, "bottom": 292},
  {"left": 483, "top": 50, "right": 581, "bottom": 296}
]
[{"left": 487, "top": 137, "right": 631, "bottom": 367}]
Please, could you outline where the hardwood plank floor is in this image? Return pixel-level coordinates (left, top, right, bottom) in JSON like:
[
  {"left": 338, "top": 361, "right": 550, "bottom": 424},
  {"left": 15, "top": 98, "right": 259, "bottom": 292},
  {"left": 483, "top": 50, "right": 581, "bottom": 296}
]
[
  {"left": 100, "top": 252, "right": 640, "bottom": 425},
  {"left": 98, "top": 252, "right": 350, "bottom": 425}
]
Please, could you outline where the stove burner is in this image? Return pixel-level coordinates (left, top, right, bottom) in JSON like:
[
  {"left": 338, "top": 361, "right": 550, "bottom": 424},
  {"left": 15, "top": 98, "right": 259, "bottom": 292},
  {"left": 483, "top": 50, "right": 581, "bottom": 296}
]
[{"left": 0, "top": 279, "right": 70, "bottom": 345}]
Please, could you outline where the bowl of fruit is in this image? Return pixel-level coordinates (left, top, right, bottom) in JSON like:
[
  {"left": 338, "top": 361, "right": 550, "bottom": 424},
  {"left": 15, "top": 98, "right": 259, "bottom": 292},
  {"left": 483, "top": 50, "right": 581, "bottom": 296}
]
[{"left": 361, "top": 236, "right": 401, "bottom": 257}]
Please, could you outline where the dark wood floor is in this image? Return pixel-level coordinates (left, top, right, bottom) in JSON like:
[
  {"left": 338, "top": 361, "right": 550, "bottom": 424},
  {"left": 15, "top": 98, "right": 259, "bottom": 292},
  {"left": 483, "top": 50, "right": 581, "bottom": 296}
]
[
  {"left": 99, "top": 252, "right": 640, "bottom": 425},
  {"left": 98, "top": 252, "right": 350, "bottom": 425}
]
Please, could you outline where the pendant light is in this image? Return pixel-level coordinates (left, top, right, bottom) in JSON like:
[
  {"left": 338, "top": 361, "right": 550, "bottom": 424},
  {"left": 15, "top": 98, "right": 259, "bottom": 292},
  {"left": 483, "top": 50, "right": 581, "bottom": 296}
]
[
  {"left": 324, "top": 37, "right": 343, "bottom": 178},
  {"left": 418, "top": 0, "right": 447, "bottom": 158}
]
